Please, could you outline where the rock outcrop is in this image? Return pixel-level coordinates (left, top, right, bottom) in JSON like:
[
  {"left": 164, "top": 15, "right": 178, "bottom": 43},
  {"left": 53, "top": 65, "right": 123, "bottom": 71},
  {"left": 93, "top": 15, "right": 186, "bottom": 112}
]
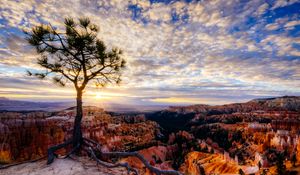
[
  {"left": 251, "top": 96, "right": 300, "bottom": 111},
  {"left": 122, "top": 145, "right": 176, "bottom": 175},
  {"left": 179, "top": 151, "right": 240, "bottom": 175},
  {"left": 0, "top": 106, "right": 159, "bottom": 164},
  {"left": 0, "top": 114, "right": 67, "bottom": 164},
  {"left": 0, "top": 157, "right": 126, "bottom": 175}
]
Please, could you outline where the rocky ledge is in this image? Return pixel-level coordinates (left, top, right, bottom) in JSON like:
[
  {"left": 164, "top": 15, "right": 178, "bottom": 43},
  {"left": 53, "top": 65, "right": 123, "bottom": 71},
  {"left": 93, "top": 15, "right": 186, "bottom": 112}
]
[{"left": 0, "top": 157, "right": 126, "bottom": 175}]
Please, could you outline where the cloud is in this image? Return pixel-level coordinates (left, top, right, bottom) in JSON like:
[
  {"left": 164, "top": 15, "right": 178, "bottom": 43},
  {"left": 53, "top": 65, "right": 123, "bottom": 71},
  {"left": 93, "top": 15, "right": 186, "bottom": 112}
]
[
  {"left": 144, "top": 3, "right": 172, "bottom": 22},
  {"left": 284, "top": 20, "right": 300, "bottom": 30},
  {"left": 255, "top": 3, "right": 269, "bottom": 16},
  {"left": 265, "top": 23, "right": 280, "bottom": 30},
  {"left": 0, "top": 0, "right": 299, "bottom": 105},
  {"left": 271, "top": 0, "right": 299, "bottom": 10},
  {"left": 260, "top": 35, "right": 300, "bottom": 56}
]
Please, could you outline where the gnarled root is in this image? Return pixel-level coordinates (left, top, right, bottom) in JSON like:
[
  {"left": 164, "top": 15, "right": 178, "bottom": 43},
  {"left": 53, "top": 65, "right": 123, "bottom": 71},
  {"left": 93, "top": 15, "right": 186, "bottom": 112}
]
[
  {"left": 83, "top": 138, "right": 182, "bottom": 175},
  {"left": 87, "top": 147, "right": 139, "bottom": 175},
  {"left": 0, "top": 140, "right": 75, "bottom": 169},
  {"left": 1, "top": 137, "right": 182, "bottom": 175},
  {"left": 58, "top": 143, "right": 81, "bottom": 159},
  {"left": 47, "top": 140, "right": 73, "bottom": 164},
  {"left": 0, "top": 156, "right": 46, "bottom": 170}
]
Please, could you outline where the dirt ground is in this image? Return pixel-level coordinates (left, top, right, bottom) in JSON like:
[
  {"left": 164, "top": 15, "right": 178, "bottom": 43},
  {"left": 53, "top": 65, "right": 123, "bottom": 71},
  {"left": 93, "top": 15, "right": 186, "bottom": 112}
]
[{"left": 0, "top": 157, "right": 127, "bottom": 175}]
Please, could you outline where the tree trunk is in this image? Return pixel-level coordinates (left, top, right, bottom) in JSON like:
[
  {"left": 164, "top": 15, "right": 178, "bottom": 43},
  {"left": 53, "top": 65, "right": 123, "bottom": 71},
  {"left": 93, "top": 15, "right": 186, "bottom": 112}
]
[
  {"left": 46, "top": 89, "right": 83, "bottom": 164},
  {"left": 73, "top": 89, "right": 83, "bottom": 147}
]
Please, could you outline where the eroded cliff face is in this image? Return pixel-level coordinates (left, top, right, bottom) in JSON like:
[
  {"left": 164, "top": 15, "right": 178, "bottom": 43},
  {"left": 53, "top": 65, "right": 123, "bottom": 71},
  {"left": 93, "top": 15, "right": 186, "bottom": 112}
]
[
  {"left": 297, "top": 139, "right": 300, "bottom": 164},
  {"left": 147, "top": 97, "right": 300, "bottom": 137},
  {"left": 251, "top": 96, "right": 300, "bottom": 111},
  {"left": 0, "top": 106, "right": 159, "bottom": 164},
  {"left": 2, "top": 96, "right": 300, "bottom": 174},
  {"left": 122, "top": 145, "right": 176, "bottom": 175},
  {"left": 179, "top": 151, "right": 240, "bottom": 175},
  {"left": 166, "top": 96, "right": 300, "bottom": 115},
  {"left": 0, "top": 114, "right": 67, "bottom": 163}
]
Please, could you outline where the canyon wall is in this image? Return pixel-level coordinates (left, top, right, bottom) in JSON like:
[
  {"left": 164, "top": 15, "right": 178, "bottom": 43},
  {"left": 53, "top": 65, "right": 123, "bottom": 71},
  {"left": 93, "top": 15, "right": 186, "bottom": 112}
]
[{"left": 0, "top": 107, "right": 159, "bottom": 164}]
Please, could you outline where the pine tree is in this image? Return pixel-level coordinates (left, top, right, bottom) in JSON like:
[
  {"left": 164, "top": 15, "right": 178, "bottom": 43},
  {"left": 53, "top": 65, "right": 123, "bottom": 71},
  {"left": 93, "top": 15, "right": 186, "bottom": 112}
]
[
  {"left": 25, "top": 17, "right": 126, "bottom": 163},
  {"left": 25, "top": 17, "right": 181, "bottom": 175}
]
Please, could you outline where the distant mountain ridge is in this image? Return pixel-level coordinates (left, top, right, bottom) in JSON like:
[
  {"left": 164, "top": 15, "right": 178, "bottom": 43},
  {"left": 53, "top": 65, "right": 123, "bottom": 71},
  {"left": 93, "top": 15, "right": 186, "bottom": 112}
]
[
  {"left": 166, "top": 96, "right": 300, "bottom": 113},
  {"left": 0, "top": 97, "right": 9, "bottom": 101},
  {"left": 0, "top": 97, "right": 167, "bottom": 112},
  {"left": 146, "top": 96, "right": 300, "bottom": 133},
  {"left": 0, "top": 98, "right": 73, "bottom": 112},
  {"left": 0, "top": 96, "right": 299, "bottom": 112},
  {"left": 250, "top": 96, "right": 300, "bottom": 111}
]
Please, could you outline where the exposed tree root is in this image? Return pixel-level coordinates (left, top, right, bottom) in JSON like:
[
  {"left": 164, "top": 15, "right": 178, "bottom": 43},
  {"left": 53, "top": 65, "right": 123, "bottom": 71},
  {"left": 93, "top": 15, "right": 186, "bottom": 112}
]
[
  {"left": 87, "top": 147, "right": 139, "bottom": 175},
  {"left": 0, "top": 139, "right": 75, "bottom": 169},
  {"left": 47, "top": 139, "right": 73, "bottom": 164},
  {"left": 1, "top": 137, "right": 182, "bottom": 175},
  {"left": 58, "top": 143, "right": 81, "bottom": 159},
  {"left": 0, "top": 156, "right": 46, "bottom": 170},
  {"left": 83, "top": 138, "right": 182, "bottom": 175},
  {"left": 84, "top": 137, "right": 100, "bottom": 146}
]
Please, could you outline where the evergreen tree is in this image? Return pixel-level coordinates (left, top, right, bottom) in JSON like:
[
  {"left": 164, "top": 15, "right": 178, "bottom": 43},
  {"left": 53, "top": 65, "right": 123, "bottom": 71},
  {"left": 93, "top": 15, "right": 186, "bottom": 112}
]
[{"left": 25, "top": 17, "right": 125, "bottom": 164}]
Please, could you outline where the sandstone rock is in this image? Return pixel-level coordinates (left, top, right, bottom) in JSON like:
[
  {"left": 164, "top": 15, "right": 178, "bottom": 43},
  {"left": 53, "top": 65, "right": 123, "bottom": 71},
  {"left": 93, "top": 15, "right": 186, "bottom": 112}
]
[
  {"left": 0, "top": 107, "right": 159, "bottom": 164},
  {"left": 179, "top": 151, "right": 240, "bottom": 175}
]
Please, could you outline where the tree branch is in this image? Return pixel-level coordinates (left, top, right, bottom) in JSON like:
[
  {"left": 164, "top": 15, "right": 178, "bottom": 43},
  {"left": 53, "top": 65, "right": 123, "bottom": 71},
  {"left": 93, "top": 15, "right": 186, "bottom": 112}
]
[
  {"left": 87, "top": 65, "right": 106, "bottom": 80},
  {"left": 59, "top": 70, "right": 75, "bottom": 82},
  {"left": 49, "top": 24, "right": 80, "bottom": 61}
]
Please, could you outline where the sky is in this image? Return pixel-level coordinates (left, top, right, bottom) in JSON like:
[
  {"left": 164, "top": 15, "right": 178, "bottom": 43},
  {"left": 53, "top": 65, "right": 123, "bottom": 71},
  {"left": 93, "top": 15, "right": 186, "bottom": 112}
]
[{"left": 0, "top": 0, "right": 300, "bottom": 106}]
